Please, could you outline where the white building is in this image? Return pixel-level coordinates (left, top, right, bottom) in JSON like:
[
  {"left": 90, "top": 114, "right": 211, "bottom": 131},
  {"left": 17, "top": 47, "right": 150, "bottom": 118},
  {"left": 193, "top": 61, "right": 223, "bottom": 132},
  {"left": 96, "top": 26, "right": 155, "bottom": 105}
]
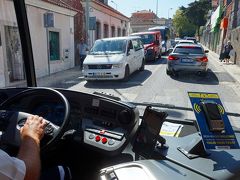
[
  {"left": 0, "top": 0, "right": 77, "bottom": 87},
  {"left": 82, "top": 0, "right": 130, "bottom": 47}
]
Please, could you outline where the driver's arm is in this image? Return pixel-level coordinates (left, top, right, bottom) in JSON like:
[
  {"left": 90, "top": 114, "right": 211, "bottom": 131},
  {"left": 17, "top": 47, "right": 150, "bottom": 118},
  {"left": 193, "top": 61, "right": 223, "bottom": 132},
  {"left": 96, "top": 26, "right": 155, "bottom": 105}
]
[{"left": 17, "top": 115, "right": 46, "bottom": 180}]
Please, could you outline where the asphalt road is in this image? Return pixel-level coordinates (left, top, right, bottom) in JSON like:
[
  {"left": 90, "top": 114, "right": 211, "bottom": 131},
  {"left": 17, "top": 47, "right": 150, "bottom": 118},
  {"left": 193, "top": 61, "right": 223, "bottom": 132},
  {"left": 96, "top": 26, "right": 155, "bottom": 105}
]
[{"left": 66, "top": 56, "right": 240, "bottom": 128}]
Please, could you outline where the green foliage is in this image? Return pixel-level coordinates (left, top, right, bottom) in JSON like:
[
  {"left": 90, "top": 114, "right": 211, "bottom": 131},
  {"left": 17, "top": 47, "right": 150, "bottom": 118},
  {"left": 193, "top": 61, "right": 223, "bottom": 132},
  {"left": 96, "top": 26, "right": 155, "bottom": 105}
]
[
  {"left": 174, "top": 0, "right": 211, "bottom": 36},
  {"left": 182, "top": 0, "right": 211, "bottom": 28},
  {"left": 173, "top": 10, "right": 196, "bottom": 38}
]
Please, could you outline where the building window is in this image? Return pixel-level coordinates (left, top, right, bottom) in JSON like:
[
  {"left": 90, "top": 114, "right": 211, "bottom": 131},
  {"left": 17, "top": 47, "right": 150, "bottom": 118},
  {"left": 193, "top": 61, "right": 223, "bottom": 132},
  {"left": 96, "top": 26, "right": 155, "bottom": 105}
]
[
  {"left": 122, "top": 29, "right": 126, "bottom": 36},
  {"left": 49, "top": 31, "right": 60, "bottom": 61},
  {"left": 96, "top": 21, "right": 101, "bottom": 40},
  {"left": 104, "top": 24, "right": 109, "bottom": 38},
  {"left": 111, "top": 26, "right": 115, "bottom": 37},
  {"left": 117, "top": 28, "right": 121, "bottom": 37}
]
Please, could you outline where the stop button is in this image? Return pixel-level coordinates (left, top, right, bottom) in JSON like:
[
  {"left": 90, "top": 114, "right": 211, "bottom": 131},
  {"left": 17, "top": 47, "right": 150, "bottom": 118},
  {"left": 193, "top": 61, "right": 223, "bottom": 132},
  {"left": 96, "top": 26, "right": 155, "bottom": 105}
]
[{"left": 102, "top": 137, "right": 108, "bottom": 144}]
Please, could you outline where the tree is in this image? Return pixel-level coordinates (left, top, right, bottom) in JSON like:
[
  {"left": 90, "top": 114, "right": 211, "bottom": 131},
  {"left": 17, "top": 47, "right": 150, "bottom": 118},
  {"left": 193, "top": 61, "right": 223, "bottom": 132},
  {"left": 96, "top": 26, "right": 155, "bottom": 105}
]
[
  {"left": 180, "top": 0, "right": 211, "bottom": 38},
  {"left": 173, "top": 10, "right": 196, "bottom": 38}
]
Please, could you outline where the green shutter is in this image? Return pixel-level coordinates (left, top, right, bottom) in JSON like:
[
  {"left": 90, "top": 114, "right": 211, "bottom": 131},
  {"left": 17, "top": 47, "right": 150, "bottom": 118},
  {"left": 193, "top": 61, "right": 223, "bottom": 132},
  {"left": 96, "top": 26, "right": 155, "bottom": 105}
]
[{"left": 49, "top": 31, "right": 60, "bottom": 61}]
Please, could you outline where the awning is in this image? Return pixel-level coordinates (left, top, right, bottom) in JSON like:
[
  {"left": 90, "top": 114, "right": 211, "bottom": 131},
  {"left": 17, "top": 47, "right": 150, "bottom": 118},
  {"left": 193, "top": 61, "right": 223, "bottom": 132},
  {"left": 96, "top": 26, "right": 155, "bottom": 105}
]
[{"left": 211, "top": 5, "right": 222, "bottom": 32}]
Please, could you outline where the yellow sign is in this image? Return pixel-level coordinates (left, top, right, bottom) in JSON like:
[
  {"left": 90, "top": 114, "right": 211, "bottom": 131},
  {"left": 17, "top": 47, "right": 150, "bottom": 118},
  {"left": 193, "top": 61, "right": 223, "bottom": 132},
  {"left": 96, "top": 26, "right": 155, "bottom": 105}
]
[{"left": 188, "top": 93, "right": 219, "bottom": 99}]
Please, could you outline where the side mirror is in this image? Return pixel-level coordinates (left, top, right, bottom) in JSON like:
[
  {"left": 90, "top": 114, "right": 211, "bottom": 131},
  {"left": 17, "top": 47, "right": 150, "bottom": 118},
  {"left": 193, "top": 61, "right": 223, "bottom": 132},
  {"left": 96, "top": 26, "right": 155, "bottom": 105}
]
[
  {"left": 155, "top": 40, "right": 159, "bottom": 45},
  {"left": 128, "top": 43, "right": 133, "bottom": 50},
  {"left": 127, "top": 48, "right": 131, "bottom": 56},
  {"left": 204, "top": 50, "right": 209, "bottom": 53}
]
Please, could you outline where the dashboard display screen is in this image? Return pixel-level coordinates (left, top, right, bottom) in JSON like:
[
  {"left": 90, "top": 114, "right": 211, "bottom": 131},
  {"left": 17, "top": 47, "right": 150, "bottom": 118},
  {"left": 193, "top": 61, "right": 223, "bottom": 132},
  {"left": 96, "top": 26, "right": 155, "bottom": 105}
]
[{"left": 32, "top": 102, "right": 65, "bottom": 126}]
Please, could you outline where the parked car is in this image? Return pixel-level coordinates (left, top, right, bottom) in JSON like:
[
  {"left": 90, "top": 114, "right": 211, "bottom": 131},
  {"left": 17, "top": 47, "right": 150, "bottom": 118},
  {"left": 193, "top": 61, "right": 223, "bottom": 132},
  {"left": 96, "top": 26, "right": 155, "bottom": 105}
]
[
  {"left": 131, "top": 31, "right": 162, "bottom": 61},
  {"left": 83, "top": 36, "right": 145, "bottom": 81},
  {"left": 184, "top": 37, "right": 198, "bottom": 44},
  {"left": 176, "top": 39, "right": 195, "bottom": 45},
  {"left": 166, "top": 43, "right": 209, "bottom": 76}
]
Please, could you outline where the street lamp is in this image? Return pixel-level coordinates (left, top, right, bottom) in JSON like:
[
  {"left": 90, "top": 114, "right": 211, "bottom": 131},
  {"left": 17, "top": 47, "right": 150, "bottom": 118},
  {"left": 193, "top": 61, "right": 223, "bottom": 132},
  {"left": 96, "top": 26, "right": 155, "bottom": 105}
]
[
  {"left": 156, "top": 0, "right": 158, "bottom": 17},
  {"left": 111, "top": 0, "right": 117, "bottom": 10},
  {"left": 168, "top": 8, "right": 173, "bottom": 19}
]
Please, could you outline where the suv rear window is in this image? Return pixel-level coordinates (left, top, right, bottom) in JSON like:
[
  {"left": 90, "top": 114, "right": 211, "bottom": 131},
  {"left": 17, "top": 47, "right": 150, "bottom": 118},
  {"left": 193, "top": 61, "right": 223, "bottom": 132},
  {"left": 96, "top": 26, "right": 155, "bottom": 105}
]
[{"left": 174, "top": 46, "right": 203, "bottom": 54}]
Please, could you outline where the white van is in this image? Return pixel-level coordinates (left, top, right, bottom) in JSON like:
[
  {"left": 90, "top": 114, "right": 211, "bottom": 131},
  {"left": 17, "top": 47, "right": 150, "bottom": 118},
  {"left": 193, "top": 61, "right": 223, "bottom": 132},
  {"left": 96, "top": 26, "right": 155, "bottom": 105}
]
[{"left": 83, "top": 36, "right": 145, "bottom": 81}]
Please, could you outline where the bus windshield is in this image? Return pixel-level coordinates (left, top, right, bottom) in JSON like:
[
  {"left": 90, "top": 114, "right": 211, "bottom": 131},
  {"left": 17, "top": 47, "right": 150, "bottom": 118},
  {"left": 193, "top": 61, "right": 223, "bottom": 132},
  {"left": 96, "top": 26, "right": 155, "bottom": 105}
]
[{"left": 149, "top": 27, "right": 170, "bottom": 41}]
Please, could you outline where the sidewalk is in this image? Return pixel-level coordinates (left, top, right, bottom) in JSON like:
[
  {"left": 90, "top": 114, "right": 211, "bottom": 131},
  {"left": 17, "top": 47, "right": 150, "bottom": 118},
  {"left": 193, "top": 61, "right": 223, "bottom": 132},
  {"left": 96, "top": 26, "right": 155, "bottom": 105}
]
[
  {"left": 36, "top": 66, "right": 83, "bottom": 87},
  {"left": 205, "top": 47, "right": 240, "bottom": 85}
]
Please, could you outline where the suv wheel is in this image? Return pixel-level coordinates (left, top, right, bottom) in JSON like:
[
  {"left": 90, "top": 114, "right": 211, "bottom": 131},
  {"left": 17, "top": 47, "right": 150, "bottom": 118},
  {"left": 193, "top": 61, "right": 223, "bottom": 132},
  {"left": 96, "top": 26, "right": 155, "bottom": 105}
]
[
  {"left": 123, "top": 65, "right": 130, "bottom": 81},
  {"left": 166, "top": 69, "right": 173, "bottom": 76},
  {"left": 139, "top": 59, "right": 145, "bottom": 71}
]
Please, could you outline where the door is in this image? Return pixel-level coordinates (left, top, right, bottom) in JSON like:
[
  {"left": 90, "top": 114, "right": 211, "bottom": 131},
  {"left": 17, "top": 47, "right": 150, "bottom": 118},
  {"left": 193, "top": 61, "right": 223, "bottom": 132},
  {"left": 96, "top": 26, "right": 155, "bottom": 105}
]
[
  {"left": 4, "top": 26, "right": 25, "bottom": 83},
  {"left": 132, "top": 39, "right": 143, "bottom": 70},
  {"left": 126, "top": 40, "right": 135, "bottom": 73}
]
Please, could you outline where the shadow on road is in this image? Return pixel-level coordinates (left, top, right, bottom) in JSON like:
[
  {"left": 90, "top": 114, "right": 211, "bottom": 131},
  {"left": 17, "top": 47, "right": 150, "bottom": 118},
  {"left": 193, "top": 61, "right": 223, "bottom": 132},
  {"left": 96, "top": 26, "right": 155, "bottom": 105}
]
[
  {"left": 84, "top": 70, "right": 152, "bottom": 89},
  {"left": 170, "top": 69, "right": 220, "bottom": 85},
  {"left": 48, "top": 75, "right": 84, "bottom": 89},
  {"left": 146, "top": 57, "right": 167, "bottom": 65}
]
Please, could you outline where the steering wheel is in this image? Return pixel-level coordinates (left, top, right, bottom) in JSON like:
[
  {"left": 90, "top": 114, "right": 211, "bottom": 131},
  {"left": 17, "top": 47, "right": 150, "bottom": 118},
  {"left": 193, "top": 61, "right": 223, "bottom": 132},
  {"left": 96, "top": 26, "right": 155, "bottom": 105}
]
[{"left": 0, "top": 88, "right": 70, "bottom": 151}]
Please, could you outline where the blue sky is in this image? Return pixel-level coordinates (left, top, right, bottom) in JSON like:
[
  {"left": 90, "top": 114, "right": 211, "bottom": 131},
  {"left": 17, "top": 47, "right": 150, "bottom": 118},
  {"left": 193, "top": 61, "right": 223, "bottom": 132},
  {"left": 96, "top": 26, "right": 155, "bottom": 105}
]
[{"left": 108, "top": 0, "right": 196, "bottom": 18}]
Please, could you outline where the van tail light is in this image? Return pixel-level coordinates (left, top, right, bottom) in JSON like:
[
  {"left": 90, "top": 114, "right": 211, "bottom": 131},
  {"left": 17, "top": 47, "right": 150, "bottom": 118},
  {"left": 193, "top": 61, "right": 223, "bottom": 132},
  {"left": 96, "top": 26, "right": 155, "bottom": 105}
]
[
  {"left": 168, "top": 55, "right": 179, "bottom": 61},
  {"left": 197, "top": 56, "right": 208, "bottom": 62}
]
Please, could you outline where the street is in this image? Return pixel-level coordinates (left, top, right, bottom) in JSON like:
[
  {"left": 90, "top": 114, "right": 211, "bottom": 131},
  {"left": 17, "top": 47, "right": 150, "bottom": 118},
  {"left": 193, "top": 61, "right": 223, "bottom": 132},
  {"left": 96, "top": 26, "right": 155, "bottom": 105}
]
[{"left": 55, "top": 55, "right": 240, "bottom": 128}]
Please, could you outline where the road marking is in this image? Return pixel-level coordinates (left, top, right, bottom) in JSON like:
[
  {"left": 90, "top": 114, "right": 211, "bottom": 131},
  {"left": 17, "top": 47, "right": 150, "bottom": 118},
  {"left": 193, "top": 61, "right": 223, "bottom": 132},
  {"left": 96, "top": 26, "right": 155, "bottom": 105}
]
[{"left": 141, "top": 62, "right": 165, "bottom": 86}]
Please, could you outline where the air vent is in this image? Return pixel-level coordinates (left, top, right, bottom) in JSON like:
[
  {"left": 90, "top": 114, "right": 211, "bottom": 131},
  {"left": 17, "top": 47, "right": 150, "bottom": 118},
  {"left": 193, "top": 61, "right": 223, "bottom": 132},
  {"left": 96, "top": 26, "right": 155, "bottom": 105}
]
[
  {"left": 100, "top": 108, "right": 116, "bottom": 119},
  {"left": 84, "top": 106, "right": 99, "bottom": 115}
]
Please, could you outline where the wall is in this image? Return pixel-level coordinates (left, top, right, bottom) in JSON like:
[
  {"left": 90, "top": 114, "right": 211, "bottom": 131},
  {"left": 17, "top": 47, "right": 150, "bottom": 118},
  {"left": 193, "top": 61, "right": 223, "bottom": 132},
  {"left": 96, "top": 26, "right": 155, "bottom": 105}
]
[
  {"left": 83, "top": 1, "right": 129, "bottom": 47},
  {"left": 0, "top": 0, "right": 77, "bottom": 87},
  {"left": 26, "top": 2, "right": 76, "bottom": 76},
  {"left": 0, "top": 43, "right": 4, "bottom": 87},
  {"left": 0, "top": 0, "right": 19, "bottom": 87},
  {"left": 231, "top": 26, "right": 240, "bottom": 65},
  {"left": 131, "top": 23, "right": 157, "bottom": 33}
]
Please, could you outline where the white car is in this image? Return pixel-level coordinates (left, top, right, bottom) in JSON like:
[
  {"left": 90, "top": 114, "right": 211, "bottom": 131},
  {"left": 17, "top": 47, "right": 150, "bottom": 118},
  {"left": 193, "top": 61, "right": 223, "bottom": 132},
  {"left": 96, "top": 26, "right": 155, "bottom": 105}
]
[
  {"left": 177, "top": 40, "right": 195, "bottom": 45},
  {"left": 83, "top": 36, "right": 145, "bottom": 81}
]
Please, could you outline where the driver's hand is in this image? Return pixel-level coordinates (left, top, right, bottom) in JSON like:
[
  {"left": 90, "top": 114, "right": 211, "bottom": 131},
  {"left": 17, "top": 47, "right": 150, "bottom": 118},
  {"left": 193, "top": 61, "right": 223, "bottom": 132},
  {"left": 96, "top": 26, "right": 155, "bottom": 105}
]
[{"left": 20, "top": 115, "right": 47, "bottom": 144}]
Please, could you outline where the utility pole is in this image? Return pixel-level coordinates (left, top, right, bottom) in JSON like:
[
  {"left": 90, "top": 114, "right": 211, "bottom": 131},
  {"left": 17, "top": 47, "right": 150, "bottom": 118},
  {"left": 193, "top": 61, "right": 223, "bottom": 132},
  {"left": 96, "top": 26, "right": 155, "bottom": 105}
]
[
  {"left": 168, "top": 8, "right": 172, "bottom": 19},
  {"left": 85, "top": 0, "right": 90, "bottom": 43},
  {"left": 156, "top": 0, "right": 158, "bottom": 17}
]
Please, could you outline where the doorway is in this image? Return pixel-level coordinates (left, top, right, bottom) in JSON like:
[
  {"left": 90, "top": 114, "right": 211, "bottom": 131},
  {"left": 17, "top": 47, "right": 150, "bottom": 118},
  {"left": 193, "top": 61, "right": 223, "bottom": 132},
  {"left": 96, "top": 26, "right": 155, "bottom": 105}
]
[{"left": 4, "top": 26, "right": 25, "bottom": 83}]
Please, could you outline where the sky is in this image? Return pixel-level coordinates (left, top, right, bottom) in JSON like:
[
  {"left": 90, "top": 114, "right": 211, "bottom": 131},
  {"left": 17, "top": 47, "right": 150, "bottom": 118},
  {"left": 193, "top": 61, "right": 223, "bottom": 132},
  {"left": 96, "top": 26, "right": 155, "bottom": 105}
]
[{"left": 108, "top": 0, "right": 196, "bottom": 18}]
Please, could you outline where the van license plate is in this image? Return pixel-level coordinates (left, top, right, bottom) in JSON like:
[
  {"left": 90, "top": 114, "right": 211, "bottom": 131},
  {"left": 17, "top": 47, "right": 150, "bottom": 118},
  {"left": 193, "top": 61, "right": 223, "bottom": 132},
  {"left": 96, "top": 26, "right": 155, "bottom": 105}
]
[{"left": 93, "top": 72, "right": 106, "bottom": 76}]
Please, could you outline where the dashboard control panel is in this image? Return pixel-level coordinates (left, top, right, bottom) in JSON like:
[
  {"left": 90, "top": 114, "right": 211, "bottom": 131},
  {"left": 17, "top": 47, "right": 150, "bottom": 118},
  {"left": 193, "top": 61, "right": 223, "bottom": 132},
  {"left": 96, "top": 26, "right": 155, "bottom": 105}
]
[{"left": 83, "top": 127, "right": 126, "bottom": 152}]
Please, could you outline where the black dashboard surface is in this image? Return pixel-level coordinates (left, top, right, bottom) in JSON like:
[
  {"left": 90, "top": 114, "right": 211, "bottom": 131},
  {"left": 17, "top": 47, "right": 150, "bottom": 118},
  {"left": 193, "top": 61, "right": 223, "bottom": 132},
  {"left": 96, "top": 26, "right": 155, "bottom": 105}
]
[{"left": 0, "top": 87, "right": 139, "bottom": 155}]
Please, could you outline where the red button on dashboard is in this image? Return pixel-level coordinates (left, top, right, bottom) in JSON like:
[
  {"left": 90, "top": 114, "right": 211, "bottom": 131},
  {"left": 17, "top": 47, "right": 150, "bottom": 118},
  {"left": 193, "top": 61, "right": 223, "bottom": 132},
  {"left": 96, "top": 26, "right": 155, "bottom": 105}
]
[
  {"left": 95, "top": 135, "right": 101, "bottom": 142},
  {"left": 102, "top": 137, "right": 107, "bottom": 144}
]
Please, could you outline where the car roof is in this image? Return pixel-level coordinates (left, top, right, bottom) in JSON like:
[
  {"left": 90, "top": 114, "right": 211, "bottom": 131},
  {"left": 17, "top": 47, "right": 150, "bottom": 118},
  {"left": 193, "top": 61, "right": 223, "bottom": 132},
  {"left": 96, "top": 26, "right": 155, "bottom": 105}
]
[
  {"left": 185, "top": 37, "right": 196, "bottom": 39},
  {"left": 178, "top": 40, "right": 194, "bottom": 43},
  {"left": 97, "top": 36, "right": 141, "bottom": 41},
  {"left": 131, "top": 31, "right": 160, "bottom": 35},
  {"left": 175, "top": 43, "right": 202, "bottom": 48}
]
